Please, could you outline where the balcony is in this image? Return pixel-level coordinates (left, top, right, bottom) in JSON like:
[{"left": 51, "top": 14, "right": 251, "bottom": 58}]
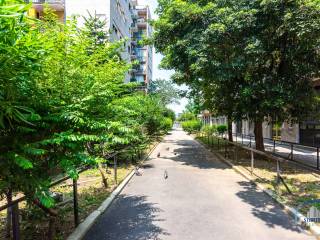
[
  {"left": 25, "top": 0, "right": 65, "bottom": 11},
  {"left": 137, "top": 18, "right": 147, "bottom": 28},
  {"left": 131, "top": 9, "right": 138, "bottom": 20},
  {"left": 131, "top": 53, "right": 137, "bottom": 60},
  {"left": 131, "top": 23, "right": 138, "bottom": 33},
  {"left": 26, "top": 0, "right": 64, "bottom": 4}
]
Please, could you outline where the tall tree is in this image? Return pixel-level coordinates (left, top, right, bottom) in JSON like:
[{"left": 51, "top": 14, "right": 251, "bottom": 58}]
[{"left": 153, "top": 0, "right": 320, "bottom": 151}]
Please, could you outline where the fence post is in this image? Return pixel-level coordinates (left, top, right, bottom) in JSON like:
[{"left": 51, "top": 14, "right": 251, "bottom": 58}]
[
  {"left": 251, "top": 150, "right": 254, "bottom": 175},
  {"left": 273, "top": 139, "right": 276, "bottom": 153},
  {"left": 317, "top": 147, "right": 319, "bottom": 170},
  {"left": 249, "top": 136, "right": 252, "bottom": 148},
  {"left": 290, "top": 144, "right": 293, "bottom": 161},
  {"left": 73, "top": 179, "right": 79, "bottom": 227},
  {"left": 12, "top": 202, "right": 20, "bottom": 240},
  {"left": 276, "top": 160, "right": 281, "bottom": 187},
  {"left": 242, "top": 134, "right": 244, "bottom": 144},
  {"left": 234, "top": 145, "right": 237, "bottom": 161},
  {"left": 224, "top": 140, "right": 227, "bottom": 158},
  {"left": 114, "top": 155, "right": 118, "bottom": 185},
  {"left": 6, "top": 190, "right": 12, "bottom": 239},
  {"left": 218, "top": 138, "right": 220, "bottom": 151},
  {"left": 235, "top": 132, "right": 237, "bottom": 143}
]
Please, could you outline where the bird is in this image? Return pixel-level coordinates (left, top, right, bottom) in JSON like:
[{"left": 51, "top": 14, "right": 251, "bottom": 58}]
[
  {"left": 166, "top": 147, "right": 170, "bottom": 151},
  {"left": 157, "top": 152, "right": 161, "bottom": 157},
  {"left": 135, "top": 167, "right": 142, "bottom": 176},
  {"left": 164, "top": 170, "right": 168, "bottom": 179}
]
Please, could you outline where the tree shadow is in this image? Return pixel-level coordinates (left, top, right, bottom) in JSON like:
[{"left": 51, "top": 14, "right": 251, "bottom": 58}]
[
  {"left": 83, "top": 194, "right": 170, "bottom": 240},
  {"left": 236, "top": 181, "right": 305, "bottom": 233},
  {"left": 152, "top": 139, "right": 229, "bottom": 170}
]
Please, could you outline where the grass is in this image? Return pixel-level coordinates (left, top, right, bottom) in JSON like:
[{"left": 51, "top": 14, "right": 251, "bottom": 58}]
[{"left": 197, "top": 135, "right": 320, "bottom": 217}]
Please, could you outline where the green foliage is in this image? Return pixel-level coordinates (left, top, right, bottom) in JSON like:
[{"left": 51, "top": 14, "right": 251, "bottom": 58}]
[
  {"left": 201, "top": 125, "right": 217, "bottom": 135},
  {"left": 154, "top": 0, "right": 320, "bottom": 149},
  {"left": 149, "top": 78, "right": 183, "bottom": 105},
  {"left": 217, "top": 125, "right": 228, "bottom": 135},
  {"left": 161, "top": 117, "right": 173, "bottom": 132},
  {"left": 181, "top": 120, "right": 202, "bottom": 134},
  {"left": 0, "top": 1, "right": 170, "bottom": 207},
  {"left": 178, "top": 112, "right": 196, "bottom": 122}
]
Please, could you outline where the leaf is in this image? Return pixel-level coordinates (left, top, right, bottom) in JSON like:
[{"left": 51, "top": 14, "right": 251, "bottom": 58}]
[{"left": 13, "top": 154, "right": 33, "bottom": 169}]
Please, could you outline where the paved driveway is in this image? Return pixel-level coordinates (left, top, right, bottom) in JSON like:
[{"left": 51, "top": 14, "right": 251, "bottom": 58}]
[{"left": 84, "top": 129, "right": 314, "bottom": 240}]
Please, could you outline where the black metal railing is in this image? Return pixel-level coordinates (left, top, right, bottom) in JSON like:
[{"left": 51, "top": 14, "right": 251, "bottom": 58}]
[{"left": 0, "top": 137, "right": 159, "bottom": 240}]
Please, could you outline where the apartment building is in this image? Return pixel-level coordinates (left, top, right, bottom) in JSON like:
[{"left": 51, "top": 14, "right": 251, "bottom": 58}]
[
  {"left": 65, "top": 0, "right": 136, "bottom": 67},
  {"left": 26, "top": 0, "right": 153, "bottom": 89},
  {"left": 131, "top": 6, "right": 153, "bottom": 91}
]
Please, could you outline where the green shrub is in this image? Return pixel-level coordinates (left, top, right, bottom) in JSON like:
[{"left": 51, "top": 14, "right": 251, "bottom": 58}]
[
  {"left": 217, "top": 124, "right": 227, "bottom": 135},
  {"left": 201, "top": 125, "right": 217, "bottom": 135},
  {"left": 182, "top": 120, "right": 202, "bottom": 134},
  {"left": 161, "top": 117, "right": 173, "bottom": 132},
  {"left": 178, "top": 112, "right": 196, "bottom": 122}
]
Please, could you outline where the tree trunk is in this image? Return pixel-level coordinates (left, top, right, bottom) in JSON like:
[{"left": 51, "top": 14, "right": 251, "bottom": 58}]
[
  {"left": 254, "top": 120, "right": 265, "bottom": 151},
  {"left": 227, "top": 118, "right": 233, "bottom": 142},
  {"left": 98, "top": 163, "right": 108, "bottom": 188}
]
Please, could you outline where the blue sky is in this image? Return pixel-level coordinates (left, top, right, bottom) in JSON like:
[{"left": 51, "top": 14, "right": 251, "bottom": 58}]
[{"left": 138, "top": 0, "right": 188, "bottom": 114}]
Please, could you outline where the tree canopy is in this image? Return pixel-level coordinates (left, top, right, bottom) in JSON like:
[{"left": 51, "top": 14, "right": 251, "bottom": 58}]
[
  {"left": 153, "top": 0, "right": 320, "bottom": 150},
  {"left": 0, "top": 1, "right": 173, "bottom": 207}
]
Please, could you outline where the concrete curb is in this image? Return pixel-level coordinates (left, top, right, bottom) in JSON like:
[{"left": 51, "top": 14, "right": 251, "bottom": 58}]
[
  {"left": 195, "top": 138, "right": 320, "bottom": 240},
  {"left": 67, "top": 139, "right": 162, "bottom": 240}
]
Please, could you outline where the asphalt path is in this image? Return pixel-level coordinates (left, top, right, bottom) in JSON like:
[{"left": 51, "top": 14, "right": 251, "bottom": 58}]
[{"left": 84, "top": 129, "right": 314, "bottom": 240}]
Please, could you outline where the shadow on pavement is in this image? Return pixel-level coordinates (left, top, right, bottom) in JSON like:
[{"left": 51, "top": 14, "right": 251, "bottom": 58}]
[
  {"left": 83, "top": 195, "right": 169, "bottom": 240},
  {"left": 151, "top": 139, "right": 229, "bottom": 170},
  {"left": 236, "top": 181, "right": 304, "bottom": 233}
]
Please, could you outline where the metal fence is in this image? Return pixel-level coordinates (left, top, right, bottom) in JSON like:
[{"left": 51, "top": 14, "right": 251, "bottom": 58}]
[
  {"left": 232, "top": 133, "right": 320, "bottom": 170},
  {"left": 0, "top": 139, "right": 157, "bottom": 240},
  {"left": 197, "top": 131, "right": 320, "bottom": 199}
]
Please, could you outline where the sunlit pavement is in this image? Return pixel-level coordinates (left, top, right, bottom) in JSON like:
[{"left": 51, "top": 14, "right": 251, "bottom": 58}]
[{"left": 84, "top": 129, "right": 314, "bottom": 240}]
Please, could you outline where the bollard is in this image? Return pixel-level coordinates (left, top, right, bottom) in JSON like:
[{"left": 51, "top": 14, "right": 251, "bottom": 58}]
[
  {"left": 242, "top": 134, "right": 244, "bottom": 144},
  {"left": 73, "top": 179, "right": 79, "bottom": 227},
  {"left": 290, "top": 144, "right": 293, "bottom": 161},
  {"left": 251, "top": 150, "right": 254, "bottom": 175},
  {"left": 249, "top": 136, "right": 252, "bottom": 148}
]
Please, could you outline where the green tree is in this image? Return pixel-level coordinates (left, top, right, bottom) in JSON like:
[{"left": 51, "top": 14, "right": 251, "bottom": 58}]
[
  {"left": 149, "top": 78, "right": 183, "bottom": 105},
  {"left": 153, "top": 0, "right": 320, "bottom": 151}
]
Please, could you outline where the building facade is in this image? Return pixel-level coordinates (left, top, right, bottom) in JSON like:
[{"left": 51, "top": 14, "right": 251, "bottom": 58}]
[
  {"left": 65, "top": 0, "right": 152, "bottom": 87},
  {"left": 28, "top": 0, "right": 153, "bottom": 88},
  {"left": 131, "top": 6, "right": 153, "bottom": 90},
  {"left": 26, "top": 0, "right": 65, "bottom": 22}
]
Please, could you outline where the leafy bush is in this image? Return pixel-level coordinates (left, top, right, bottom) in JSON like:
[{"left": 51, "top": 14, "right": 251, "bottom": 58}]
[
  {"left": 201, "top": 125, "right": 217, "bottom": 135},
  {"left": 161, "top": 117, "right": 173, "bottom": 132},
  {"left": 182, "top": 120, "right": 202, "bottom": 134},
  {"left": 178, "top": 112, "right": 196, "bottom": 122},
  {"left": 0, "top": 2, "right": 172, "bottom": 207},
  {"left": 217, "top": 124, "right": 228, "bottom": 135}
]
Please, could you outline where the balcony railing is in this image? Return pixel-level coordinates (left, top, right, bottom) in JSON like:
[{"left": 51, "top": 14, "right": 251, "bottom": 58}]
[{"left": 25, "top": 0, "right": 65, "bottom": 4}]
